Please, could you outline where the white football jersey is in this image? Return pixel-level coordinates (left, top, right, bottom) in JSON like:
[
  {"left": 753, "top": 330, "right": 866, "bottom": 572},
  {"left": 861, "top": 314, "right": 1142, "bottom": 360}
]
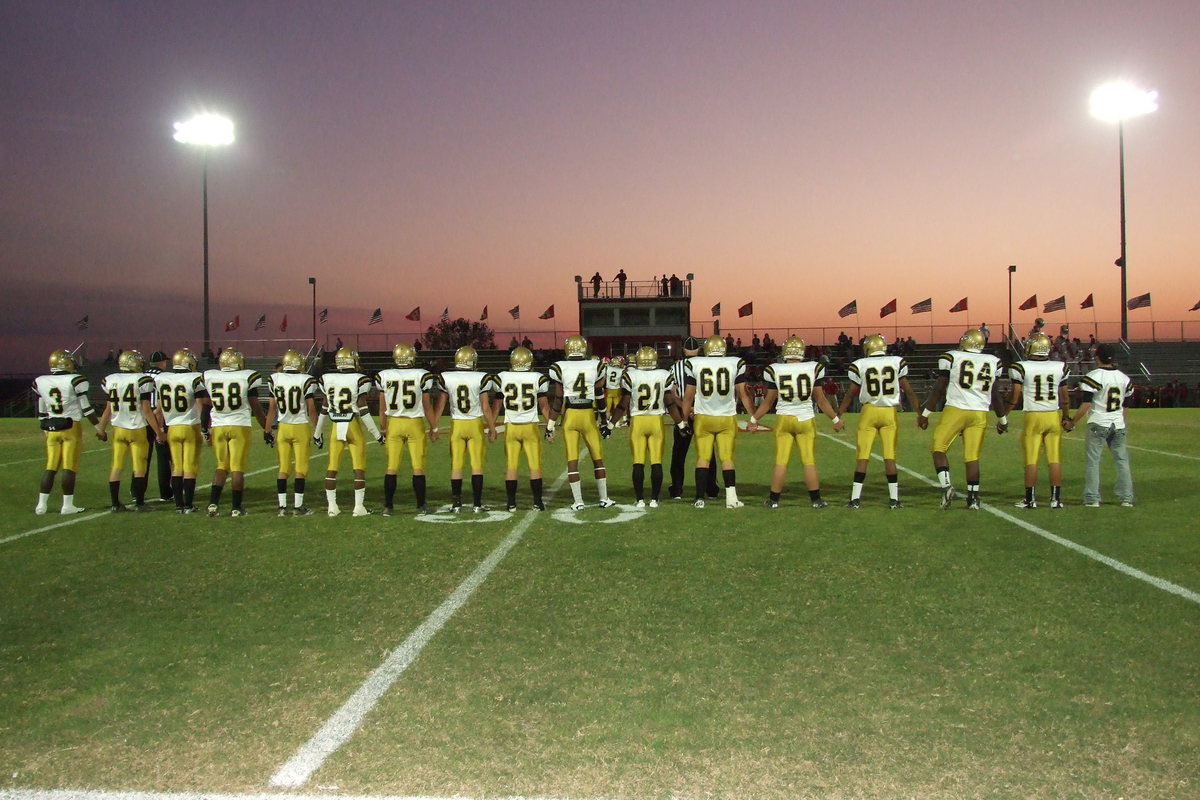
[
  {"left": 847, "top": 354, "right": 908, "bottom": 408},
  {"left": 34, "top": 373, "right": 93, "bottom": 420},
  {"left": 549, "top": 358, "right": 603, "bottom": 407},
  {"left": 605, "top": 363, "right": 624, "bottom": 389},
  {"left": 204, "top": 368, "right": 264, "bottom": 427},
  {"left": 102, "top": 372, "right": 156, "bottom": 430},
  {"left": 377, "top": 367, "right": 439, "bottom": 419},
  {"left": 937, "top": 350, "right": 1001, "bottom": 412},
  {"left": 1009, "top": 359, "right": 1069, "bottom": 413},
  {"left": 495, "top": 370, "right": 549, "bottom": 425},
  {"left": 620, "top": 367, "right": 675, "bottom": 417},
  {"left": 319, "top": 371, "right": 374, "bottom": 423},
  {"left": 268, "top": 372, "right": 318, "bottom": 425},
  {"left": 1080, "top": 367, "right": 1132, "bottom": 429},
  {"left": 155, "top": 370, "right": 206, "bottom": 426},
  {"left": 685, "top": 355, "right": 747, "bottom": 417},
  {"left": 440, "top": 370, "right": 497, "bottom": 420},
  {"left": 763, "top": 360, "right": 823, "bottom": 420}
]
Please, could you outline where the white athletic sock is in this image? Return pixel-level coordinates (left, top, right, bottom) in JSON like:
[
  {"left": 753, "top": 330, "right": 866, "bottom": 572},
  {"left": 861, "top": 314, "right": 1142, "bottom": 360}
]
[
  {"left": 850, "top": 482, "right": 864, "bottom": 501},
  {"left": 888, "top": 482, "right": 899, "bottom": 501},
  {"left": 570, "top": 480, "right": 583, "bottom": 505},
  {"left": 354, "top": 487, "right": 366, "bottom": 508},
  {"left": 726, "top": 486, "right": 739, "bottom": 504},
  {"left": 36, "top": 492, "right": 50, "bottom": 512},
  {"left": 277, "top": 493, "right": 288, "bottom": 507},
  {"left": 596, "top": 476, "right": 608, "bottom": 501},
  {"left": 326, "top": 489, "right": 338, "bottom": 508}
]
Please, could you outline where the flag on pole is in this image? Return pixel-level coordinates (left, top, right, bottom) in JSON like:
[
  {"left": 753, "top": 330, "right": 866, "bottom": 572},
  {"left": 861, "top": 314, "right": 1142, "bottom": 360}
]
[
  {"left": 75, "top": 315, "right": 89, "bottom": 330},
  {"left": 711, "top": 302, "right": 721, "bottom": 317},
  {"left": 225, "top": 315, "right": 240, "bottom": 332},
  {"left": 480, "top": 306, "right": 488, "bottom": 321},
  {"left": 910, "top": 298, "right": 932, "bottom": 314},
  {"left": 319, "top": 308, "right": 329, "bottom": 324},
  {"left": 1018, "top": 294, "right": 1037, "bottom": 311},
  {"left": 538, "top": 304, "right": 555, "bottom": 320},
  {"left": 1080, "top": 294, "right": 1094, "bottom": 310},
  {"left": 440, "top": 307, "right": 449, "bottom": 322},
  {"left": 405, "top": 307, "right": 420, "bottom": 321},
  {"left": 879, "top": 298, "right": 897, "bottom": 318},
  {"left": 738, "top": 302, "right": 753, "bottom": 317},
  {"left": 1191, "top": 299, "right": 1200, "bottom": 312},
  {"left": 949, "top": 297, "right": 968, "bottom": 313},
  {"left": 280, "top": 314, "right": 288, "bottom": 332},
  {"left": 509, "top": 305, "right": 520, "bottom": 320},
  {"left": 368, "top": 308, "right": 383, "bottom": 325},
  {"left": 837, "top": 300, "right": 857, "bottom": 318},
  {"left": 1042, "top": 296, "right": 1066, "bottom": 314},
  {"left": 1126, "top": 292, "right": 1151, "bottom": 310},
  {"left": 255, "top": 314, "right": 267, "bottom": 330}
]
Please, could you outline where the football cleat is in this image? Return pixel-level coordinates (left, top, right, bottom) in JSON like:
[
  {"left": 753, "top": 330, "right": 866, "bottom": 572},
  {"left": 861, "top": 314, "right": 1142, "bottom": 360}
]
[
  {"left": 781, "top": 335, "right": 807, "bottom": 360},
  {"left": 506, "top": 504, "right": 517, "bottom": 512},
  {"left": 472, "top": 505, "right": 489, "bottom": 513},
  {"left": 635, "top": 499, "right": 646, "bottom": 508},
  {"left": 940, "top": 486, "right": 957, "bottom": 510},
  {"left": 392, "top": 342, "right": 416, "bottom": 367},
  {"left": 846, "top": 499, "right": 861, "bottom": 509},
  {"left": 1119, "top": 501, "right": 1135, "bottom": 507},
  {"left": 294, "top": 505, "right": 312, "bottom": 516},
  {"left": 703, "top": 335, "right": 726, "bottom": 356},
  {"left": 48, "top": 349, "right": 76, "bottom": 374},
  {"left": 35, "top": 505, "right": 48, "bottom": 515},
  {"left": 598, "top": 498, "right": 617, "bottom": 508},
  {"left": 533, "top": 501, "right": 546, "bottom": 511},
  {"left": 451, "top": 502, "right": 463, "bottom": 513},
  {"left": 281, "top": 349, "right": 305, "bottom": 372},
  {"left": 172, "top": 349, "right": 199, "bottom": 371},
  {"left": 564, "top": 334, "right": 588, "bottom": 359},
  {"left": 570, "top": 502, "right": 586, "bottom": 511},
  {"left": 334, "top": 347, "right": 358, "bottom": 371},
  {"left": 110, "top": 504, "right": 127, "bottom": 513},
  {"left": 509, "top": 346, "right": 534, "bottom": 371},
  {"left": 1014, "top": 499, "right": 1038, "bottom": 509},
  {"left": 633, "top": 346, "right": 658, "bottom": 370},
  {"left": 763, "top": 499, "right": 779, "bottom": 509},
  {"left": 888, "top": 499, "right": 904, "bottom": 509},
  {"left": 862, "top": 333, "right": 887, "bottom": 357},
  {"left": 207, "top": 503, "right": 219, "bottom": 517},
  {"left": 1083, "top": 501, "right": 1100, "bottom": 507},
  {"left": 648, "top": 499, "right": 659, "bottom": 508},
  {"left": 352, "top": 506, "right": 371, "bottom": 517},
  {"left": 693, "top": 499, "right": 706, "bottom": 508},
  {"left": 966, "top": 493, "right": 981, "bottom": 510},
  {"left": 958, "top": 329, "right": 986, "bottom": 353},
  {"left": 811, "top": 499, "right": 828, "bottom": 509},
  {"left": 382, "top": 507, "right": 394, "bottom": 517},
  {"left": 1049, "top": 499, "right": 1064, "bottom": 509},
  {"left": 454, "top": 345, "right": 478, "bottom": 370},
  {"left": 1025, "top": 333, "right": 1052, "bottom": 359},
  {"left": 727, "top": 498, "right": 745, "bottom": 509},
  {"left": 134, "top": 503, "right": 153, "bottom": 513},
  {"left": 416, "top": 505, "right": 433, "bottom": 515},
  {"left": 277, "top": 506, "right": 288, "bottom": 517},
  {"left": 231, "top": 508, "right": 247, "bottom": 517},
  {"left": 218, "top": 348, "right": 244, "bottom": 371},
  {"left": 61, "top": 505, "right": 85, "bottom": 514},
  {"left": 327, "top": 506, "right": 341, "bottom": 517},
  {"left": 118, "top": 349, "right": 145, "bottom": 372}
]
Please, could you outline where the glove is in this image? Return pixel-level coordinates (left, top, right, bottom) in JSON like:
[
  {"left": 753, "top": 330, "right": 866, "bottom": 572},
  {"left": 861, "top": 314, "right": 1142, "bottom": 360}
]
[
  {"left": 544, "top": 419, "right": 556, "bottom": 441},
  {"left": 263, "top": 431, "right": 276, "bottom": 447},
  {"left": 313, "top": 434, "right": 324, "bottom": 449},
  {"left": 377, "top": 433, "right": 386, "bottom": 445},
  {"left": 201, "top": 428, "right": 211, "bottom": 443},
  {"left": 677, "top": 420, "right": 690, "bottom": 436},
  {"left": 599, "top": 420, "right": 612, "bottom": 439},
  {"left": 995, "top": 421, "right": 1009, "bottom": 435}
]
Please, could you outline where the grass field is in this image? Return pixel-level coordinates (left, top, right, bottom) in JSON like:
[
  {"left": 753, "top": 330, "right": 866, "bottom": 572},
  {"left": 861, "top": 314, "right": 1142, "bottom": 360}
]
[{"left": 2, "top": 410, "right": 1198, "bottom": 800}]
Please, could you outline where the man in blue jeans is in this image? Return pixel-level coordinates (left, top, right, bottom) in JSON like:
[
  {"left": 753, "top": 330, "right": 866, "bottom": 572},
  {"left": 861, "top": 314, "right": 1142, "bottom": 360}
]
[{"left": 1067, "top": 343, "right": 1134, "bottom": 507}]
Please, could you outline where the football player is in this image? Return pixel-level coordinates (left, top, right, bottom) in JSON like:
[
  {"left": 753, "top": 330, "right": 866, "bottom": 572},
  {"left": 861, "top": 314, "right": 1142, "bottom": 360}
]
[
  {"left": 750, "top": 336, "right": 844, "bottom": 509},
  {"left": 439, "top": 345, "right": 499, "bottom": 512},
  {"left": 1005, "top": 333, "right": 1070, "bottom": 509},
  {"left": 376, "top": 342, "right": 445, "bottom": 515},
  {"left": 32, "top": 349, "right": 101, "bottom": 514},
  {"left": 153, "top": 349, "right": 209, "bottom": 513},
  {"left": 668, "top": 336, "right": 719, "bottom": 500},
  {"left": 604, "top": 355, "right": 626, "bottom": 427},
  {"left": 917, "top": 329, "right": 1007, "bottom": 510},
  {"left": 617, "top": 346, "right": 681, "bottom": 507},
  {"left": 265, "top": 349, "right": 319, "bottom": 516},
  {"left": 838, "top": 333, "right": 922, "bottom": 508},
  {"left": 202, "top": 349, "right": 270, "bottom": 517},
  {"left": 314, "top": 348, "right": 383, "bottom": 516},
  {"left": 142, "top": 351, "right": 174, "bottom": 503},
  {"left": 681, "top": 335, "right": 753, "bottom": 508},
  {"left": 96, "top": 350, "right": 165, "bottom": 511},
  {"left": 494, "top": 346, "right": 551, "bottom": 510},
  {"left": 546, "top": 334, "right": 617, "bottom": 510},
  {"left": 1067, "top": 343, "right": 1135, "bottom": 507}
]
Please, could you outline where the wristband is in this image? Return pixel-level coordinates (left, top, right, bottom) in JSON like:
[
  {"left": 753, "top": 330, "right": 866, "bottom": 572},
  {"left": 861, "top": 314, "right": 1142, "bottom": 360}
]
[
  {"left": 998, "top": 415, "right": 1008, "bottom": 426},
  {"left": 921, "top": 408, "right": 931, "bottom": 418},
  {"left": 546, "top": 419, "right": 556, "bottom": 433},
  {"left": 749, "top": 416, "right": 757, "bottom": 426},
  {"left": 832, "top": 416, "right": 841, "bottom": 425},
  {"left": 430, "top": 427, "right": 439, "bottom": 433}
]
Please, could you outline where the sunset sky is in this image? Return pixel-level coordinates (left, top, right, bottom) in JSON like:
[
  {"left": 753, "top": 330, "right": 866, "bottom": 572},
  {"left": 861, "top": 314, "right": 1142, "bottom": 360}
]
[{"left": 3, "top": 0, "right": 1198, "bottom": 372}]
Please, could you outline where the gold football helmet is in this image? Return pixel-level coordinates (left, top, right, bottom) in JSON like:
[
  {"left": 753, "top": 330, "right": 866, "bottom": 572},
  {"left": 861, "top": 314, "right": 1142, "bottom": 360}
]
[
  {"left": 862, "top": 334, "right": 887, "bottom": 357},
  {"left": 172, "top": 349, "right": 198, "bottom": 371},
  {"left": 118, "top": 349, "right": 145, "bottom": 372},
  {"left": 703, "top": 335, "right": 726, "bottom": 356},
  {"left": 218, "top": 349, "right": 244, "bottom": 371},
  {"left": 48, "top": 349, "right": 76, "bottom": 373},
  {"left": 959, "top": 329, "right": 986, "bottom": 353},
  {"left": 334, "top": 347, "right": 358, "bottom": 371},
  {"left": 454, "top": 345, "right": 478, "bottom": 369},
  {"left": 781, "top": 335, "right": 807, "bottom": 360},
  {"left": 510, "top": 346, "right": 533, "bottom": 371},
  {"left": 281, "top": 349, "right": 304, "bottom": 372},
  {"left": 1026, "top": 332, "right": 1052, "bottom": 359},
  {"left": 564, "top": 334, "right": 588, "bottom": 359},
  {"left": 633, "top": 346, "right": 658, "bottom": 370},
  {"left": 612, "top": 355, "right": 625, "bottom": 367},
  {"left": 392, "top": 343, "right": 416, "bottom": 368}
]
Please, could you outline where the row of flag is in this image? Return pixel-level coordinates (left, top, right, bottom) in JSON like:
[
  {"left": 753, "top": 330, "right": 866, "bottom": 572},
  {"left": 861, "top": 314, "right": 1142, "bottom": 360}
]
[
  {"left": 709, "top": 302, "right": 755, "bottom": 318},
  {"left": 218, "top": 304, "right": 559, "bottom": 331},
  {"left": 833, "top": 292, "right": 1166, "bottom": 320}
]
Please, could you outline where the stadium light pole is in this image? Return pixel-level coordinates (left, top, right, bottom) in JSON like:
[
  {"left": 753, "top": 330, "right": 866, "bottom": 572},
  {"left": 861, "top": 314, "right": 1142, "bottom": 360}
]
[
  {"left": 1007, "top": 264, "right": 1016, "bottom": 349},
  {"left": 173, "top": 113, "right": 235, "bottom": 359},
  {"left": 309, "top": 276, "right": 317, "bottom": 346},
  {"left": 1089, "top": 81, "right": 1157, "bottom": 342}
]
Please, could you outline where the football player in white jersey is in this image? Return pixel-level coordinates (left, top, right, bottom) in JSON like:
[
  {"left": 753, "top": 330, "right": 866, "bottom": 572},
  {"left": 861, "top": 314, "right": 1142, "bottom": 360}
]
[
  {"left": 439, "top": 346, "right": 500, "bottom": 512},
  {"left": 153, "top": 349, "right": 209, "bottom": 513},
  {"left": 838, "top": 334, "right": 922, "bottom": 508},
  {"left": 495, "top": 346, "right": 552, "bottom": 510},
  {"left": 1068, "top": 343, "right": 1135, "bottom": 507},
  {"left": 96, "top": 350, "right": 165, "bottom": 512},
  {"left": 917, "top": 329, "right": 1007, "bottom": 510},
  {"left": 315, "top": 348, "right": 383, "bottom": 517},
  {"left": 617, "top": 346, "right": 681, "bottom": 507},
  {"left": 1005, "top": 333, "right": 1070, "bottom": 509},
  {"left": 546, "top": 334, "right": 617, "bottom": 510},
  {"left": 265, "top": 349, "right": 319, "bottom": 516},
  {"left": 202, "top": 349, "right": 269, "bottom": 517},
  {"left": 749, "top": 336, "right": 844, "bottom": 509},
  {"left": 604, "top": 355, "right": 626, "bottom": 427},
  {"left": 681, "top": 335, "right": 753, "bottom": 508},
  {"left": 376, "top": 342, "right": 445, "bottom": 515},
  {"left": 33, "top": 349, "right": 101, "bottom": 514}
]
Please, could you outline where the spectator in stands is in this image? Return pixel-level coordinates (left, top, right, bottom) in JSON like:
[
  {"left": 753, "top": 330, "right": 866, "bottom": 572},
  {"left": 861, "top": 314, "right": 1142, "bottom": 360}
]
[
  {"left": 724, "top": 332, "right": 734, "bottom": 351},
  {"left": 669, "top": 273, "right": 682, "bottom": 296},
  {"left": 980, "top": 322, "right": 991, "bottom": 342},
  {"left": 613, "top": 269, "right": 627, "bottom": 298},
  {"left": 591, "top": 272, "right": 603, "bottom": 297},
  {"left": 660, "top": 275, "right": 669, "bottom": 296}
]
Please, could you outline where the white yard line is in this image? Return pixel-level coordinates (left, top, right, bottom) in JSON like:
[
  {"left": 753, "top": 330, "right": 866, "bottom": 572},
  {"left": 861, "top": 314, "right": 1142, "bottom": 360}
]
[
  {"left": 1058, "top": 435, "right": 1200, "bottom": 461},
  {"left": 820, "top": 433, "right": 1200, "bottom": 607},
  {"left": 0, "top": 448, "right": 107, "bottom": 468},
  {"left": 269, "top": 471, "right": 569, "bottom": 789},
  {"left": 0, "top": 790, "right": 609, "bottom": 800}
]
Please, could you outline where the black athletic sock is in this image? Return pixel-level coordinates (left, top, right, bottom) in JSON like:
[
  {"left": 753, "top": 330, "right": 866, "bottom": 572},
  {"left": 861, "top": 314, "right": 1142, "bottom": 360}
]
[
  {"left": 231, "top": 489, "right": 243, "bottom": 510},
  {"left": 451, "top": 478, "right": 463, "bottom": 505},
  {"left": 694, "top": 467, "right": 709, "bottom": 501},
  {"left": 632, "top": 464, "right": 645, "bottom": 500},
  {"left": 808, "top": 489, "right": 822, "bottom": 503},
  {"left": 109, "top": 480, "right": 121, "bottom": 507},
  {"left": 1025, "top": 486, "right": 1035, "bottom": 503},
  {"left": 506, "top": 479, "right": 518, "bottom": 506},
  {"left": 172, "top": 476, "right": 185, "bottom": 508},
  {"left": 384, "top": 474, "right": 398, "bottom": 507},
  {"left": 650, "top": 464, "right": 663, "bottom": 500},
  {"left": 132, "top": 475, "right": 147, "bottom": 505},
  {"left": 276, "top": 478, "right": 288, "bottom": 496},
  {"left": 210, "top": 484, "right": 224, "bottom": 506},
  {"left": 531, "top": 477, "right": 543, "bottom": 504},
  {"left": 770, "top": 491, "right": 781, "bottom": 503},
  {"left": 294, "top": 477, "right": 305, "bottom": 499},
  {"left": 183, "top": 478, "right": 196, "bottom": 507},
  {"left": 471, "top": 474, "right": 484, "bottom": 507},
  {"left": 723, "top": 469, "right": 736, "bottom": 488},
  {"left": 854, "top": 470, "right": 867, "bottom": 484},
  {"left": 413, "top": 474, "right": 426, "bottom": 507}
]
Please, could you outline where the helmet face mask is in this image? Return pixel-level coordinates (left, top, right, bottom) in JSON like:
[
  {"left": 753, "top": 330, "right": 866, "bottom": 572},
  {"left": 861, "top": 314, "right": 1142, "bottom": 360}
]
[
  {"left": 218, "top": 349, "right": 244, "bottom": 371},
  {"left": 703, "top": 335, "right": 726, "bottom": 356},
  {"left": 392, "top": 343, "right": 416, "bottom": 367},
  {"left": 510, "top": 346, "right": 533, "bottom": 371},
  {"left": 1026, "top": 333, "right": 1052, "bottom": 359},
  {"left": 634, "top": 346, "right": 658, "bottom": 369},
  {"left": 49, "top": 349, "right": 75, "bottom": 373},
  {"left": 782, "top": 335, "right": 807, "bottom": 360},
  {"left": 454, "top": 345, "right": 478, "bottom": 370},
  {"left": 334, "top": 347, "right": 358, "bottom": 371},
  {"left": 862, "top": 334, "right": 886, "bottom": 357},
  {"left": 172, "top": 349, "right": 198, "bottom": 371},
  {"left": 118, "top": 349, "right": 145, "bottom": 372},
  {"left": 564, "top": 335, "right": 588, "bottom": 359},
  {"left": 281, "top": 349, "right": 304, "bottom": 372},
  {"left": 959, "top": 329, "right": 986, "bottom": 353}
]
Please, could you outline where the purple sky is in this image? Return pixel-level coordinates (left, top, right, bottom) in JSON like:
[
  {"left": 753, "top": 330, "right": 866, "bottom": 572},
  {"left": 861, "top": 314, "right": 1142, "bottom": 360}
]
[{"left": 3, "top": 0, "right": 1198, "bottom": 372}]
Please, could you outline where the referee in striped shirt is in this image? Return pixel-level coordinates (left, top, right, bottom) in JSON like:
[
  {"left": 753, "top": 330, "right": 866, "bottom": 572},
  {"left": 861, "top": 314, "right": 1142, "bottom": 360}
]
[{"left": 669, "top": 336, "right": 719, "bottom": 500}]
